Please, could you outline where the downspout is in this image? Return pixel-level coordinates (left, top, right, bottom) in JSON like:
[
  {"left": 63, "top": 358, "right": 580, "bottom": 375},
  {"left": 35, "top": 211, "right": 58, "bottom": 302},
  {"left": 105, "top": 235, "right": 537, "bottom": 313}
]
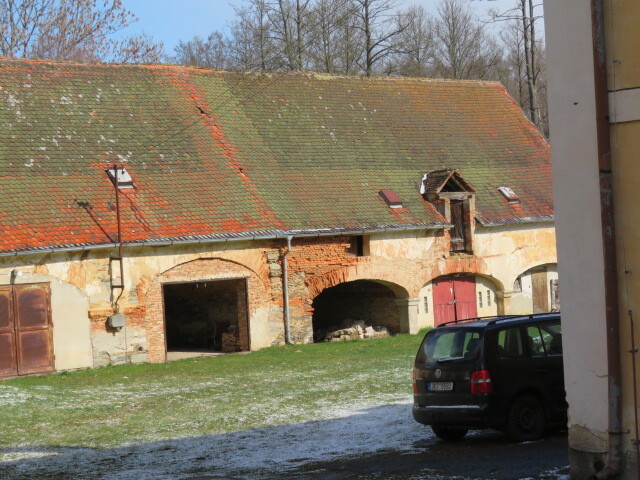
[
  {"left": 113, "top": 164, "right": 125, "bottom": 314},
  {"left": 282, "top": 235, "right": 293, "bottom": 345},
  {"left": 590, "top": 1, "right": 623, "bottom": 478}
]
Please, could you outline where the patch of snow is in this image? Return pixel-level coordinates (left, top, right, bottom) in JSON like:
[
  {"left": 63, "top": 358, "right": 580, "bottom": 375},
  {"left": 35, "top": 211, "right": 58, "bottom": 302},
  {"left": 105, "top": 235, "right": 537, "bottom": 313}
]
[
  {"left": 0, "top": 400, "right": 428, "bottom": 480},
  {"left": 0, "top": 386, "right": 43, "bottom": 406}
]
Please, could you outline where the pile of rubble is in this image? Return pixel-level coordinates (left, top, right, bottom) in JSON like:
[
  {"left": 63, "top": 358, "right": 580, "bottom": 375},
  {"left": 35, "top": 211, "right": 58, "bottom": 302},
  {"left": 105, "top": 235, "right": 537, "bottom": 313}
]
[
  {"left": 221, "top": 326, "right": 241, "bottom": 353},
  {"left": 322, "top": 320, "right": 390, "bottom": 342}
]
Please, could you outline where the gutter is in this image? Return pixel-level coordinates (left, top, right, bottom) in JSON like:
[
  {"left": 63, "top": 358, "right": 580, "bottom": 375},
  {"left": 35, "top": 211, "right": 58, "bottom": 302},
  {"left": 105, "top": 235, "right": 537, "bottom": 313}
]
[
  {"left": 282, "top": 236, "right": 293, "bottom": 345},
  {"left": 590, "top": 1, "right": 624, "bottom": 478},
  {"left": 475, "top": 215, "right": 555, "bottom": 228},
  {"left": 0, "top": 224, "right": 448, "bottom": 259},
  {"left": 0, "top": 214, "right": 556, "bottom": 259}
]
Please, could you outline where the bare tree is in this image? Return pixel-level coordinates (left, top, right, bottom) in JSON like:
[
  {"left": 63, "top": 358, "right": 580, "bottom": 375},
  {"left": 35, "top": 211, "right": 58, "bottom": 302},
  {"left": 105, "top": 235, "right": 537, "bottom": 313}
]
[
  {"left": 352, "top": 0, "right": 406, "bottom": 76},
  {"left": 267, "top": 0, "right": 313, "bottom": 70},
  {"left": 307, "top": 0, "right": 361, "bottom": 74},
  {"left": 174, "top": 31, "right": 231, "bottom": 69},
  {"left": 0, "top": 0, "right": 163, "bottom": 62},
  {"left": 489, "top": 0, "right": 544, "bottom": 126},
  {"left": 229, "top": 0, "right": 277, "bottom": 70},
  {"left": 309, "top": 0, "right": 341, "bottom": 72},
  {"left": 393, "top": 5, "right": 435, "bottom": 77},
  {"left": 433, "top": 0, "right": 501, "bottom": 80},
  {"left": 114, "top": 31, "right": 163, "bottom": 63}
]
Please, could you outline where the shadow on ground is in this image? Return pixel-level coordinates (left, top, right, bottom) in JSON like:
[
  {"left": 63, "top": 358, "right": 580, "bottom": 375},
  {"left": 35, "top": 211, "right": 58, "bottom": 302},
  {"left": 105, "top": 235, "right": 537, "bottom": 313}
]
[{"left": 0, "top": 403, "right": 568, "bottom": 480}]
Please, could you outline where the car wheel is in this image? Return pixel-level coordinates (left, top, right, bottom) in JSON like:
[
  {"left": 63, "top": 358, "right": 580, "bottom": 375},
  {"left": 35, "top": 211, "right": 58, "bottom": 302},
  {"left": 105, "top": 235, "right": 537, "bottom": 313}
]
[
  {"left": 507, "top": 395, "right": 546, "bottom": 442},
  {"left": 431, "top": 424, "right": 468, "bottom": 441}
]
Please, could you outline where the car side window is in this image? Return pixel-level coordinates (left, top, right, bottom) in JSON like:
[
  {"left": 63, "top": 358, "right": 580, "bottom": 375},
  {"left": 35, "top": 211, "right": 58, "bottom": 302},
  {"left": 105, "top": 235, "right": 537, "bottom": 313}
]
[
  {"left": 497, "top": 327, "right": 524, "bottom": 358},
  {"left": 540, "top": 321, "right": 563, "bottom": 355},
  {"left": 526, "top": 326, "right": 546, "bottom": 357}
]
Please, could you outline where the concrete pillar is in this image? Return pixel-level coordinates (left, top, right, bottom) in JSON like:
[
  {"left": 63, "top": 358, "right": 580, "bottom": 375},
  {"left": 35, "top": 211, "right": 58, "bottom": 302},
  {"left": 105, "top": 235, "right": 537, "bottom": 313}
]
[{"left": 396, "top": 298, "right": 420, "bottom": 334}]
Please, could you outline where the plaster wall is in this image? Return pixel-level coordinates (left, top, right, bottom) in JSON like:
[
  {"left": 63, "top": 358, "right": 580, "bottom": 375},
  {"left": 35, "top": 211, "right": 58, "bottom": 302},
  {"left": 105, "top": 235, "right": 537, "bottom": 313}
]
[
  {"left": 473, "top": 224, "right": 557, "bottom": 290},
  {"left": 0, "top": 270, "right": 92, "bottom": 371},
  {"left": 544, "top": 0, "right": 613, "bottom": 472},
  {"left": 0, "top": 223, "right": 556, "bottom": 372},
  {"left": 369, "top": 230, "right": 436, "bottom": 260}
]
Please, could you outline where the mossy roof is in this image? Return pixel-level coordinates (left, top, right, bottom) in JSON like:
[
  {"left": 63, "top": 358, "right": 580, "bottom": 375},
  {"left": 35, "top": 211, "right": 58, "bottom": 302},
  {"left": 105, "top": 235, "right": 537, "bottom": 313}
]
[{"left": 0, "top": 58, "right": 553, "bottom": 254}]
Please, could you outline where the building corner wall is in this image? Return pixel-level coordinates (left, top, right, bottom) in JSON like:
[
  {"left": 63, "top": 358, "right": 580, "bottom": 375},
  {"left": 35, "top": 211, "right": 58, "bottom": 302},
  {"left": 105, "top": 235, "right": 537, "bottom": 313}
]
[{"left": 544, "top": 0, "right": 612, "bottom": 476}]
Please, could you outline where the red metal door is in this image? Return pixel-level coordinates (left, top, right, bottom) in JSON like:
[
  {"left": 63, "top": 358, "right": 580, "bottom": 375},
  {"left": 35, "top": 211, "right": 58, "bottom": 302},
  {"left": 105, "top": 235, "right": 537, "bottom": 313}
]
[
  {"left": 432, "top": 277, "right": 478, "bottom": 326},
  {"left": 14, "top": 284, "right": 54, "bottom": 375},
  {"left": 0, "top": 287, "right": 17, "bottom": 377},
  {"left": 453, "top": 277, "right": 478, "bottom": 320},
  {"left": 433, "top": 279, "right": 456, "bottom": 326}
]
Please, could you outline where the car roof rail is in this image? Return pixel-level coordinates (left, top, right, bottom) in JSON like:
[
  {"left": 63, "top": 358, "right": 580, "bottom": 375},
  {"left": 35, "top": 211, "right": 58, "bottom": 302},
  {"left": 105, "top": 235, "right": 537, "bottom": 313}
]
[
  {"left": 486, "top": 311, "right": 561, "bottom": 326},
  {"left": 439, "top": 314, "right": 519, "bottom": 328}
]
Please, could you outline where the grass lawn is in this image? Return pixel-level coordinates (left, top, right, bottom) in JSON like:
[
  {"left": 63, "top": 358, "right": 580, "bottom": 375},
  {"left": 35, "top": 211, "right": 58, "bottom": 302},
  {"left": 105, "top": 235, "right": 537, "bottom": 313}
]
[{"left": 0, "top": 331, "right": 427, "bottom": 450}]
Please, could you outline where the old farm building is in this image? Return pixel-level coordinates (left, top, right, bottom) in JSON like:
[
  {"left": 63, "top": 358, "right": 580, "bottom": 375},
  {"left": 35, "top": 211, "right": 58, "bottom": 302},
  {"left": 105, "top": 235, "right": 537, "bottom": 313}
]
[{"left": 0, "top": 58, "right": 557, "bottom": 376}]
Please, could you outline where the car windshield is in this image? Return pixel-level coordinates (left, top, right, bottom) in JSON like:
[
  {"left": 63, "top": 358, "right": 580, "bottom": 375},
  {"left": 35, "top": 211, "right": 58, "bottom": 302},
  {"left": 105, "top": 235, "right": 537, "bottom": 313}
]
[{"left": 416, "top": 328, "right": 482, "bottom": 366}]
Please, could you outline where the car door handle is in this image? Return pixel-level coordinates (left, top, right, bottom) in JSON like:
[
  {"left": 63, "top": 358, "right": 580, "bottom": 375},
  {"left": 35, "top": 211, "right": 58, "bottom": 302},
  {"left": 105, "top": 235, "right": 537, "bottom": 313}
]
[{"left": 536, "top": 368, "right": 549, "bottom": 373}]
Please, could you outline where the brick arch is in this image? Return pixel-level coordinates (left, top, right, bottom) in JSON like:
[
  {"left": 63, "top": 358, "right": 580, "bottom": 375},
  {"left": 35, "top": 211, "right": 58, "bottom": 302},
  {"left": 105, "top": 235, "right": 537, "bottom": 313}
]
[
  {"left": 143, "top": 257, "right": 272, "bottom": 362},
  {"left": 422, "top": 256, "right": 505, "bottom": 291},
  {"left": 306, "top": 263, "right": 412, "bottom": 299}
]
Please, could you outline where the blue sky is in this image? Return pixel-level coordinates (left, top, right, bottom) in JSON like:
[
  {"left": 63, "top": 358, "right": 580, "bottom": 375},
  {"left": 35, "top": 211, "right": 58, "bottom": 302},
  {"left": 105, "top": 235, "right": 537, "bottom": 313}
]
[{"left": 121, "top": 0, "right": 522, "bottom": 54}]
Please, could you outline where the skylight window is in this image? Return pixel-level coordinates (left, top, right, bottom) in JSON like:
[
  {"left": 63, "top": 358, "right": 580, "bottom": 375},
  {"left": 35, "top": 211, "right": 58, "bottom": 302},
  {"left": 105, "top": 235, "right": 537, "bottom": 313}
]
[
  {"left": 498, "top": 186, "right": 520, "bottom": 204},
  {"left": 379, "top": 189, "right": 403, "bottom": 208},
  {"left": 106, "top": 167, "right": 134, "bottom": 189}
]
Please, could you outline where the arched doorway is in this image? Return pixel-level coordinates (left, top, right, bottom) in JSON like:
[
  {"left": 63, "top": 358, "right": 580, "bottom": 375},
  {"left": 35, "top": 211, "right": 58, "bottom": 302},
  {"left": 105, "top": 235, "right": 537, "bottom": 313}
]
[
  {"left": 163, "top": 278, "right": 249, "bottom": 354},
  {"left": 512, "top": 264, "right": 559, "bottom": 314},
  {"left": 426, "top": 274, "right": 501, "bottom": 327},
  {"left": 311, "top": 280, "right": 403, "bottom": 342}
]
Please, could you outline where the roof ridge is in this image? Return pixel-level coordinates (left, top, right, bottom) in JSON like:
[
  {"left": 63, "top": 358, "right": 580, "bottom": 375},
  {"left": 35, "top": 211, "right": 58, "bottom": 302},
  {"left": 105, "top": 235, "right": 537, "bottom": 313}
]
[{"left": 0, "top": 56, "right": 504, "bottom": 87}]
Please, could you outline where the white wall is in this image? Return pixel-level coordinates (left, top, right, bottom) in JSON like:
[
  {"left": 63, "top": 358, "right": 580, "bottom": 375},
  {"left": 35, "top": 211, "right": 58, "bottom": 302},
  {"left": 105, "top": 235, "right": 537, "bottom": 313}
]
[{"left": 544, "top": 0, "right": 611, "bottom": 453}]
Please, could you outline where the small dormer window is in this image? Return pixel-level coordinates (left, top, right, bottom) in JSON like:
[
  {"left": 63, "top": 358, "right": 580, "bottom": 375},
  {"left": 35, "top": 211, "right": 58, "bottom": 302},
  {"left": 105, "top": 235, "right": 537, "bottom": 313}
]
[
  {"left": 498, "top": 186, "right": 519, "bottom": 204},
  {"left": 106, "top": 167, "right": 134, "bottom": 189},
  {"left": 379, "top": 189, "right": 403, "bottom": 208}
]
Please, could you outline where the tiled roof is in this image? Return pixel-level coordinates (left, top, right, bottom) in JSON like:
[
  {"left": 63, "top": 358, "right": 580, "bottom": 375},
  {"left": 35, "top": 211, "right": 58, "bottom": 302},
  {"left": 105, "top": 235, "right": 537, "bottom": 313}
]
[{"left": 0, "top": 58, "right": 553, "bottom": 254}]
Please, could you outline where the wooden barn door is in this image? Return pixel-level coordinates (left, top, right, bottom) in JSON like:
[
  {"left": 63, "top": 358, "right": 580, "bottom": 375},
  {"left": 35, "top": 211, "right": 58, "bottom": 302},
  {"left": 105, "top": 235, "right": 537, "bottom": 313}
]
[
  {"left": 433, "top": 277, "right": 478, "bottom": 326},
  {"left": 0, "top": 284, "right": 54, "bottom": 378},
  {"left": 531, "top": 268, "right": 549, "bottom": 313},
  {"left": 0, "top": 286, "right": 17, "bottom": 377},
  {"left": 453, "top": 277, "right": 478, "bottom": 320},
  {"left": 433, "top": 279, "right": 456, "bottom": 326}
]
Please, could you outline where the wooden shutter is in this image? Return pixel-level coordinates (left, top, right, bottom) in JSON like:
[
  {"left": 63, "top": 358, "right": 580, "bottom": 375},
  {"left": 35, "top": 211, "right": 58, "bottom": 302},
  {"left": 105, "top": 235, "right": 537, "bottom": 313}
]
[
  {"left": 450, "top": 201, "right": 466, "bottom": 252},
  {"left": 0, "top": 287, "right": 17, "bottom": 377},
  {"left": 14, "top": 284, "right": 54, "bottom": 375}
]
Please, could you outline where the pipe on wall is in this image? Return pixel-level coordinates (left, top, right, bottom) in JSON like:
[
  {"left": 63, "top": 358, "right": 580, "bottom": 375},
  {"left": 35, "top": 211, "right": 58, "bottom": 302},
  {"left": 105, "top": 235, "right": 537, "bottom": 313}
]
[
  {"left": 282, "top": 236, "right": 293, "bottom": 345},
  {"left": 590, "top": 0, "right": 624, "bottom": 478}
]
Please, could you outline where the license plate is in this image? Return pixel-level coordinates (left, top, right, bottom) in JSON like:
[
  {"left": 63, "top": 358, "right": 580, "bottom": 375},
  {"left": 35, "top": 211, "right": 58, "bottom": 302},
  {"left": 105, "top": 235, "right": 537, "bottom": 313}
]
[{"left": 428, "top": 382, "right": 453, "bottom": 391}]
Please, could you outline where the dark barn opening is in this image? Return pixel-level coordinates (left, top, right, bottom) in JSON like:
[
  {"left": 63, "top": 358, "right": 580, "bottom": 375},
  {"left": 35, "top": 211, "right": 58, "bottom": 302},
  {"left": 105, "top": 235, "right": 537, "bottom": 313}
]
[
  {"left": 311, "top": 280, "right": 400, "bottom": 342},
  {"left": 163, "top": 279, "right": 249, "bottom": 354}
]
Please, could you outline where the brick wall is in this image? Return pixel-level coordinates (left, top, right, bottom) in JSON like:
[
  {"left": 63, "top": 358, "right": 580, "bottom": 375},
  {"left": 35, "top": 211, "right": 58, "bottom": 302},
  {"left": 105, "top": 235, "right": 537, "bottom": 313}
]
[
  {"left": 142, "top": 257, "right": 272, "bottom": 363},
  {"left": 87, "top": 230, "right": 502, "bottom": 366}
]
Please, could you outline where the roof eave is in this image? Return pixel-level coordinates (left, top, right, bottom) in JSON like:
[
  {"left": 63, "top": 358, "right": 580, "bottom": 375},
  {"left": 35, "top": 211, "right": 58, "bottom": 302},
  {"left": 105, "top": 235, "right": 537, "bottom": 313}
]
[
  {"left": 475, "top": 215, "right": 555, "bottom": 228},
  {"left": 0, "top": 223, "right": 451, "bottom": 258}
]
